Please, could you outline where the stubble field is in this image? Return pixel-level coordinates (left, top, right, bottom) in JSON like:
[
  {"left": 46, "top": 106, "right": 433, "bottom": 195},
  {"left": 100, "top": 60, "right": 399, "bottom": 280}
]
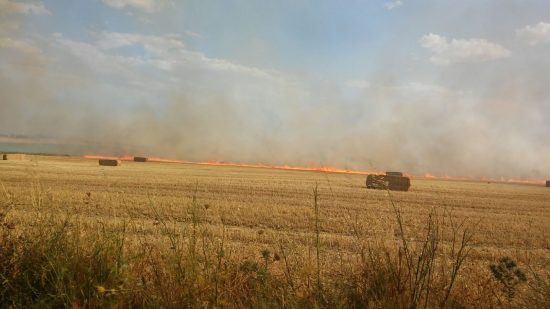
[{"left": 0, "top": 155, "right": 549, "bottom": 308}]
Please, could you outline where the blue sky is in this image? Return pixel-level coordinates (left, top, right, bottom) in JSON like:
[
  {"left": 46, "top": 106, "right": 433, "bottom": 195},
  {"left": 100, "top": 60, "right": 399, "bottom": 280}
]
[{"left": 1, "top": 0, "right": 550, "bottom": 179}]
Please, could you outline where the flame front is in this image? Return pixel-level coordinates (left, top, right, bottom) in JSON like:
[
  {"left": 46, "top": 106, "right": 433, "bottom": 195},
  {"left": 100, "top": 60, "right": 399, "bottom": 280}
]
[
  {"left": 83, "top": 154, "right": 382, "bottom": 175},
  {"left": 82, "top": 154, "right": 546, "bottom": 185}
]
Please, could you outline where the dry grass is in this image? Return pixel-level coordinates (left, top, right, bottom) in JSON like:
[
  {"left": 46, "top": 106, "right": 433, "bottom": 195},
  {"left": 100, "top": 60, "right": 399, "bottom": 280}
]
[{"left": 0, "top": 155, "right": 548, "bottom": 307}]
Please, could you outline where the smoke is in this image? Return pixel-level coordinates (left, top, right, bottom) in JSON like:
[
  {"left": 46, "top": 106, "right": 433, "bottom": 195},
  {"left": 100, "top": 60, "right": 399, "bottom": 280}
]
[{"left": 1, "top": 2, "right": 549, "bottom": 179}]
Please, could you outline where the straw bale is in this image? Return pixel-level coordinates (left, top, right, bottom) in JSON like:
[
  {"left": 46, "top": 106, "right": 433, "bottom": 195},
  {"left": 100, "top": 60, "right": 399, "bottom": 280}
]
[
  {"left": 99, "top": 159, "right": 121, "bottom": 166},
  {"left": 3, "top": 154, "right": 26, "bottom": 160},
  {"left": 133, "top": 156, "right": 148, "bottom": 162},
  {"left": 366, "top": 174, "right": 410, "bottom": 192},
  {"left": 386, "top": 171, "right": 403, "bottom": 177}
]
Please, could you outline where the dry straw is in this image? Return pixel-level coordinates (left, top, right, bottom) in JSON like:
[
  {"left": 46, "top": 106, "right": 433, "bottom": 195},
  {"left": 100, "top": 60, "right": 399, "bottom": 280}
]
[
  {"left": 3, "top": 154, "right": 26, "bottom": 160},
  {"left": 366, "top": 174, "right": 411, "bottom": 191},
  {"left": 386, "top": 171, "right": 404, "bottom": 177},
  {"left": 133, "top": 157, "right": 148, "bottom": 162},
  {"left": 99, "top": 159, "right": 121, "bottom": 166}
]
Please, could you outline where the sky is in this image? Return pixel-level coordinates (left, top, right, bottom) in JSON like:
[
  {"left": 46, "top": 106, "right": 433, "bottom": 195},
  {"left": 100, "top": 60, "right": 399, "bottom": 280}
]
[{"left": 1, "top": 0, "right": 550, "bottom": 179}]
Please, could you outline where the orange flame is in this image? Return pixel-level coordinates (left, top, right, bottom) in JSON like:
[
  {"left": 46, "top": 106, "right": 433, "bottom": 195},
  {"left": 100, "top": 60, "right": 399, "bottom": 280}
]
[
  {"left": 416, "top": 172, "right": 545, "bottom": 185},
  {"left": 83, "top": 154, "right": 383, "bottom": 175},
  {"left": 82, "top": 154, "right": 547, "bottom": 186},
  {"left": 83, "top": 154, "right": 134, "bottom": 161}
]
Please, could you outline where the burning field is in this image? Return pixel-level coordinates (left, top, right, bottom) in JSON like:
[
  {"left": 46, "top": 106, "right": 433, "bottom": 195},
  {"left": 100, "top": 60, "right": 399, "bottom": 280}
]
[
  {"left": 0, "top": 155, "right": 548, "bottom": 307},
  {"left": 1, "top": 1, "right": 550, "bottom": 307}
]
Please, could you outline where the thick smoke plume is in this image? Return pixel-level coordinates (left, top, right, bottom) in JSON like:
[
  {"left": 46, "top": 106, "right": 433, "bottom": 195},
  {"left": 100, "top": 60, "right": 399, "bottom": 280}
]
[{"left": 1, "top": 2, "right": 549, "bottom": 180}]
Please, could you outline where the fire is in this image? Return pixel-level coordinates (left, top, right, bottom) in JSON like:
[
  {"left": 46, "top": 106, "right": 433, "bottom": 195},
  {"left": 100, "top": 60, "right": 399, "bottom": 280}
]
[
  {"left": 83, "top": 154, "right": 134, "bottom": 161},
  {"left": 82, "top": 154, "right": 547, "bottom": 185},
  {"left": 83, "top": 154, "right": 383, "bottom": 175},
  {"left": 423, "top": 173, "right": 437, "bottom": 179},
  {"left": 416, "top": 172, "right": 545, "bottom": 186}
]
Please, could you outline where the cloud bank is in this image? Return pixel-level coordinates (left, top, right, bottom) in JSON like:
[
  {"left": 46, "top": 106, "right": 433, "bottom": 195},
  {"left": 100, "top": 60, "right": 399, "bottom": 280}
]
[
  {"left": 420, "top": 33, "right": 511, "bottom": 65},
  {"left": 516, "top": 22, "right": 550, "bottom": 46},
  {"left": 385, "top": 1, "right": 403, "bottom": 11},
  {"left": 101, "top": 0, "right": 168, "bottom": 13},
  {"left": 0, "top": 0, "right": 49, "bottom": 15}
]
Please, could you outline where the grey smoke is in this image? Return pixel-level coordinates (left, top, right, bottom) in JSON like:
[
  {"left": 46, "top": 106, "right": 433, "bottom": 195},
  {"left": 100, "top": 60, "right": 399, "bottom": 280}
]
[{"left": 1, "top": 2, "right": 549, "bottom": 180}]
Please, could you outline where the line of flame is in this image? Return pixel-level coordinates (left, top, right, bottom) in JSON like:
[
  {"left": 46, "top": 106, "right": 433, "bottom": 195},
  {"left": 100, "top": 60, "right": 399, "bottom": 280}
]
[
  {"left": 82, "top": 154, "right": 547, "bottom": 186},
  {"left": 82, "top": 154, "right": 382, "bottom": 175}
]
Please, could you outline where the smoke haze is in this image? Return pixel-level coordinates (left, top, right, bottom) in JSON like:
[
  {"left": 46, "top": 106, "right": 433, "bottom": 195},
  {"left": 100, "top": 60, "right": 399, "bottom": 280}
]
[{"left": 1, "top": 0, "right": 549, "bottom": 179}]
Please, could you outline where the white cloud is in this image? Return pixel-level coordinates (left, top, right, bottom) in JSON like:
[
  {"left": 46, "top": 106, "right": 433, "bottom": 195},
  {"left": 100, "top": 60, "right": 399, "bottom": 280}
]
[
  {"left": 0, "top": 37, "right": 42, "bottom": 55},
  {"left": 94, "top": 32, "right": 277, "bottom": 78},
  {"left": 385, "top": 1, "right": 403, "bottom": 10},
  {"left": 420, "top": 33, "right": 511, "bottom": 65},
  {"left": 516, "top": 22, "right": 550, "bottom": 46},
  {"left": 184, "top": 31, "right": 203, "bottom": 39},
  {"left": 96, "top": 32, "right": 184, "bottom": 51},
  {"left": 101, "top": 0, "right": 167, "bottom": 13},
  {"left": 400, "top": 82, "right": 447, "bottom": 97},
  {"left": 0, "top": 0, "right": 50, "bottom": 15},
  {"left": 54, "top": 31, "right": 281, "bottom": 86},
  {"left": 344, "top": 79, "right": 370, "bottom": 89}
]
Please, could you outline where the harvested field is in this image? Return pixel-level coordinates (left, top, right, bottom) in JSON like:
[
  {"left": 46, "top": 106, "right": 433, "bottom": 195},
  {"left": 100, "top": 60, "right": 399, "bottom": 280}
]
[{"left": 0, "top": 156, "right": 548, "bottom": 307}]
